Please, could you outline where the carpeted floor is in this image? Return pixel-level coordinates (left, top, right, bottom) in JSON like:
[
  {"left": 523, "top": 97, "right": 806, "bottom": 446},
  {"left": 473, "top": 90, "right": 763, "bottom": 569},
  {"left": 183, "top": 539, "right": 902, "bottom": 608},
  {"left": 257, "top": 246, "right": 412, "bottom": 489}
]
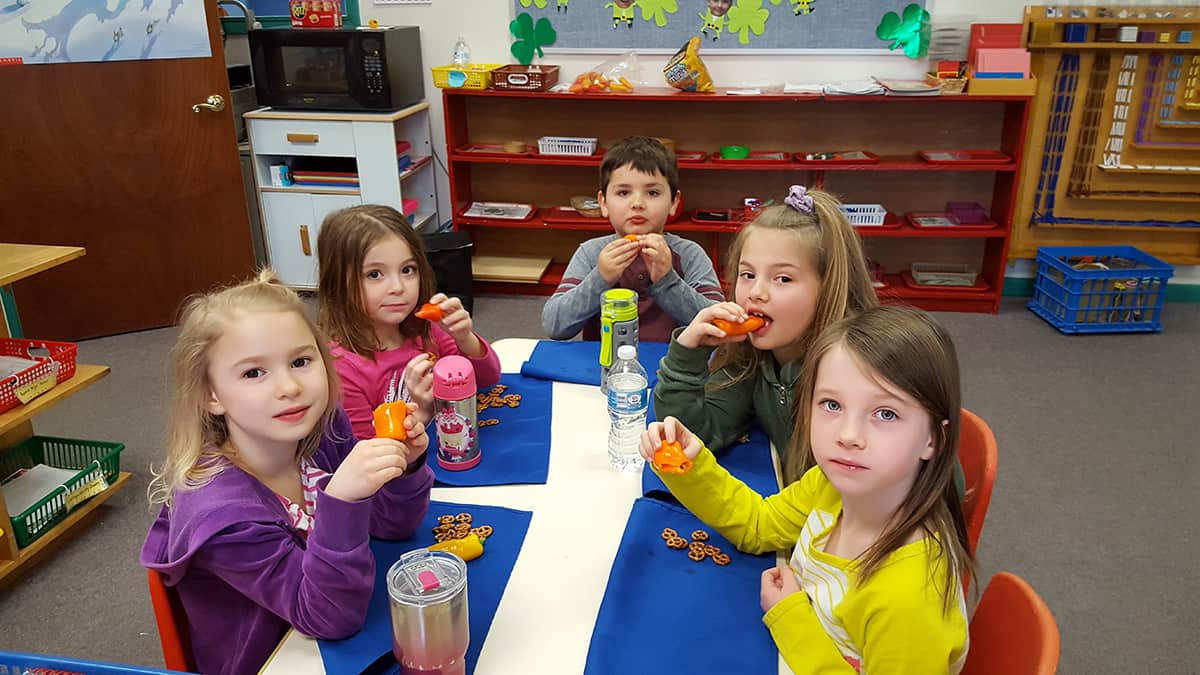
[{"left": 1, "top": 295, "right": 1197, "bottom": 673}]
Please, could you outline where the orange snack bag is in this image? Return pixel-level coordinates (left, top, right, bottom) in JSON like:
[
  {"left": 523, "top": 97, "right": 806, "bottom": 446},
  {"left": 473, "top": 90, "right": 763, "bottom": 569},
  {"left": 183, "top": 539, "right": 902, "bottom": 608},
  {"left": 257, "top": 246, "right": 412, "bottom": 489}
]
[
  {"left": 652, "top": 440, "right": 693, "bottom": 474},
  {"left": 373, "top": 401, "right": 408, "bottom": 440},
  {"left": 415, "top": 303, "right": 444, "bottom": 321},
  {"left": 710, "top": 316, "right": 766, "bottom": 336}
]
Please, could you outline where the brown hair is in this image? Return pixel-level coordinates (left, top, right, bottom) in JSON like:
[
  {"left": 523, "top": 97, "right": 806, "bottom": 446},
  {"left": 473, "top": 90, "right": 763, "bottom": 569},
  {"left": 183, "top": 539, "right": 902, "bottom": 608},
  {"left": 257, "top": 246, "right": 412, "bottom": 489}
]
[
  {"left": 316, "top": 204, "right": 437, "bottom": 358},
  {"left": 598, "top": 136, "right": 680, "bottom": 198},
  {"left": 148, "top": 269, "right": 342, "bottom": 508},
  {"left": 709, "top": 189, "right": 878, "bottom": 413},
  {"left": 790, "top": 305, "right": 975, "bottom": 609}
]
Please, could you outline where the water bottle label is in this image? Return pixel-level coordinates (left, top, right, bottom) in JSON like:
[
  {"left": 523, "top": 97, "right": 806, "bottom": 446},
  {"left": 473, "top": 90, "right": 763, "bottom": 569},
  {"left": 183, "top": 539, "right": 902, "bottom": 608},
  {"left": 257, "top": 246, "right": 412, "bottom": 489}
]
[{"left": 608, "top": 387, "right": 648, "bottom": 414}]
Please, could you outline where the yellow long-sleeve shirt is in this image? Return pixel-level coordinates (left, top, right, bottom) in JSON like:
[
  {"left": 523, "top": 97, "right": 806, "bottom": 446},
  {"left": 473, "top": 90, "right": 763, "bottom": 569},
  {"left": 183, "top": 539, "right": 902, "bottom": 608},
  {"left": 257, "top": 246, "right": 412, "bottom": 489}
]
[{"left": 657, "top": 447, "right": 969, "bottom": 674}]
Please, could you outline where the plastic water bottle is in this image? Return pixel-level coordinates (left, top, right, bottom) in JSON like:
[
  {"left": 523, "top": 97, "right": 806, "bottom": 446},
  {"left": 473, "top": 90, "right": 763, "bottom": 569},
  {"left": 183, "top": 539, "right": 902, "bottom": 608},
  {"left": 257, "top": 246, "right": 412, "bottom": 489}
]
[
  {"left": 607, "top": 344, "right": 648, "bottom": 472},
  {"left": 452, "top": 36, "right": 471, "bottom": 68}
]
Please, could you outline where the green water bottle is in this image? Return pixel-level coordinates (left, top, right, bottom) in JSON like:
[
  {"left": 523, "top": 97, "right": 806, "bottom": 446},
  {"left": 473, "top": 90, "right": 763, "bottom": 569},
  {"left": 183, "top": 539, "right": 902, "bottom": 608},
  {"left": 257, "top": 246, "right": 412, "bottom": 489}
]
[{"left": 599, "top": 288, "right": 639, "bottom": 394}]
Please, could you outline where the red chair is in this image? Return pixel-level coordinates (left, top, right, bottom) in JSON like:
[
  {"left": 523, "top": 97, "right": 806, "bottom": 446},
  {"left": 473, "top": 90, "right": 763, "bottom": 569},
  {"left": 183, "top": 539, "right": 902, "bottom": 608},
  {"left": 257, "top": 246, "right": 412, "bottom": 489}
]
[
  {"left": 146, "top": 569, "right": 195, "bottom": 672},
  {"left": 959, "top": 408, "right": 997, "bottom": 555},
  {"left": 963, "top": 572, "right": 1060, "bottom": 675}
]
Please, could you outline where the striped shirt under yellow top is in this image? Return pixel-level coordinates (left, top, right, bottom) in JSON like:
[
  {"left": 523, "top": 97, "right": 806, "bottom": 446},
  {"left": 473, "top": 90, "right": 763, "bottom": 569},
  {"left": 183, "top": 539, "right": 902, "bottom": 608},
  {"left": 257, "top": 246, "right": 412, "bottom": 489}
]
[{"left": 657, "top": 448, "right": 969, "bottom": 674}]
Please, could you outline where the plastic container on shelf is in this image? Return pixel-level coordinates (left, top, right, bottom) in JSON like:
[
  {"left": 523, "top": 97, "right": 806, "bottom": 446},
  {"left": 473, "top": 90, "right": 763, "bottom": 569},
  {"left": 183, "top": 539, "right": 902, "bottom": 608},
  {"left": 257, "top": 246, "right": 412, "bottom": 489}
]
[
  {"left": 537, "top": 136, "right": 598, "bottom": 156},
  {"left": 1028, "top": 245, "right": 1174, "bottom": 334},
  {"left": 839, "top": 204, "right": 889, "bottom": 226},
  {"left": 431, "top": 63, "right": 502, "bottom": 90},
  {"left": 0, "top": 338, "right": 78, "bottom": 414},
  {"left": 491, "top": 65, "right": 561, "bottom": 92}
]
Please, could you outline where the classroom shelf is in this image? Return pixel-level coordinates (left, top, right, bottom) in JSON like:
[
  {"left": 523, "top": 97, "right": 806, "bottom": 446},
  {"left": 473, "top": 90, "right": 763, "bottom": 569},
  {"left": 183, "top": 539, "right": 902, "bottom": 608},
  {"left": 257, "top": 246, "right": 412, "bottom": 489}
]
[
  {"left": 448, "top": 153, "right": 1017, "bottom": 172},
  {"left": 260, "top": 185, "right": 361, "bottom": 196},
  {"left": 0, "top": 365, "right": 110, "bottom": 437},
  {"left": 0, "top": 244, "right": 85, "bottom": 288}
]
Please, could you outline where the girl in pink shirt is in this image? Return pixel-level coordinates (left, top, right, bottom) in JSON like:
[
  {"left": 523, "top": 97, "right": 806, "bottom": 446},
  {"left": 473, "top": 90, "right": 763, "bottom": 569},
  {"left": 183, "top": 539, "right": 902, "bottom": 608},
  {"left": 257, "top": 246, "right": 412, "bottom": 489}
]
[{"left": 317, "top": 205, "right": 501, "bottom": 442}]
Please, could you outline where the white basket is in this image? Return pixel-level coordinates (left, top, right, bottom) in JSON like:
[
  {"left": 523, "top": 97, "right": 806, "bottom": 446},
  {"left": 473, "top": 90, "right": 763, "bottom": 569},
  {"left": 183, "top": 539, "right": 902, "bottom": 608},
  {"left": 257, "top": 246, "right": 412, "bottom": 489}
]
[
  {"left": 537, "top": 136, "right": 598, "bottom": 156},
  {"left": 840, "top": 204, "right": 888, "bottom": 226}
]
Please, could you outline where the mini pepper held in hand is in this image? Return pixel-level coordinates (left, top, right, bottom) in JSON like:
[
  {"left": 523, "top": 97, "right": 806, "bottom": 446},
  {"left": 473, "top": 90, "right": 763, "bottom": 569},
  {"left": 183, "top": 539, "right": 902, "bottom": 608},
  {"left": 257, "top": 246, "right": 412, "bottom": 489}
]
[
  {"left": 428, "top": 532, "right": 485, "bottom": 562},
  {"left": 710, "top": 316, "right": 765, "bottom": 336},
  {"left": 373, "top": 402, "right": 408, "bottom": 440},
  {"left": 415, "top": 303, "right": 444, "bottom": 321},
  {"left": 652, "top": 440, "right": 692, "bottom": 474}
]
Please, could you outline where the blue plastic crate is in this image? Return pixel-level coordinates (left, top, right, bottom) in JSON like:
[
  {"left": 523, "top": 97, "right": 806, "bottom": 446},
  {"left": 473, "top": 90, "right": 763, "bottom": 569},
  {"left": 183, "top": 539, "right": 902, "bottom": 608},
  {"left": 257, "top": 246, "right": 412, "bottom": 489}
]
[
  {"left": 1028, "top": 246, "right": 1173, "bottom": 334},
  {"left": 0, "top": 650, "right": 174, "bottom": 674}
]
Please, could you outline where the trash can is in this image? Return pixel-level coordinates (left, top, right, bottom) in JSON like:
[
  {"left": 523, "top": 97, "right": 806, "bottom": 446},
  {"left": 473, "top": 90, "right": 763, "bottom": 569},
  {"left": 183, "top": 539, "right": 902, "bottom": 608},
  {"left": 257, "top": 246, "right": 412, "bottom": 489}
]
[{"left": 422, "top": 231, "right": 474, "bottom": 315}]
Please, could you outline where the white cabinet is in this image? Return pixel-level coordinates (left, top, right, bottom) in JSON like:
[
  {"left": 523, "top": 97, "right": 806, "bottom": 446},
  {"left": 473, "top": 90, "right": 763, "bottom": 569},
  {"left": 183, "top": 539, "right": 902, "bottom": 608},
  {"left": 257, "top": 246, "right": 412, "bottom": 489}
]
[{"left": 245, "top": 103, "right": 441, "bottom": 290}]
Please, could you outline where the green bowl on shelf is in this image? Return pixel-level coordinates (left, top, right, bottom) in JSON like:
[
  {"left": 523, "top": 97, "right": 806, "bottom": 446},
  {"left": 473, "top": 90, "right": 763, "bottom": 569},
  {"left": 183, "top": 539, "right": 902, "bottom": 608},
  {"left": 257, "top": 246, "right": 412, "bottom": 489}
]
[{"left": 719, "top": 145, "right": 751, "bottom": 160}]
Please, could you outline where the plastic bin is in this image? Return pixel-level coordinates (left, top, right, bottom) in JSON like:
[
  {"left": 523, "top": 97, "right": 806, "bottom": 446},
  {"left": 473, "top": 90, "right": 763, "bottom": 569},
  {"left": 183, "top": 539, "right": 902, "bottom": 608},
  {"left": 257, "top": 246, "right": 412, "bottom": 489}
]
[
  {"left": 0, "top": 650, "right": 174, "bottom": 674},
  {"left": 1028, "top": 246, "right": 1174, "bottom": 334},
  {"left": 0, "top": 338, "right": 78, "bottom": 414},
  {"left": 431, "top": 63, "right": 502, "bottom": 90},
  {"left": 0, "top": 436, "right": 124, "bottom": 548},
  {"left": 491, "top": 64, "right": 560, "bottom": 91},
  {"left": 537, "top": 136, "right": 598, "bottom": 156},
  {"left": 839, "top": 204, "right": 888, "bottom": 226}
]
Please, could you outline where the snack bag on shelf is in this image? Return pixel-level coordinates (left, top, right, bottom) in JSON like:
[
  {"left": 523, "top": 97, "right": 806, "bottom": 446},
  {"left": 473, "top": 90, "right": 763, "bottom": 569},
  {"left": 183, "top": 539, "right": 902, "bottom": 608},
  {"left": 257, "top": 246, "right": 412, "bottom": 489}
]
[
  {"left": 569, "top": 51, "right": 640, "bottom": 93},
  {"left": 663, "top": 37, "right": 714, "bottom": 93}
]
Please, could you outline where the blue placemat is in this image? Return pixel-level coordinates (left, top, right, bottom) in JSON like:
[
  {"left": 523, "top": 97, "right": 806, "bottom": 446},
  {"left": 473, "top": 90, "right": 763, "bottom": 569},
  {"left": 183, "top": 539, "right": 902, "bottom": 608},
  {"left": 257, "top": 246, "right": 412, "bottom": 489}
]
[
  {"left": 317, "top": 501, "right": 532, "bottom": 675},
  {"left": 428, "top": 374, "right": 552, "bottom": 486},
  {"left": 519, "top": 340, "right": 669, "bottom": 388},
  {"left": 643, "top": 426, "right": 780, "bottom": 502},
  {"left": 583, "top": 498, "right": 777, "bottom": 675}
]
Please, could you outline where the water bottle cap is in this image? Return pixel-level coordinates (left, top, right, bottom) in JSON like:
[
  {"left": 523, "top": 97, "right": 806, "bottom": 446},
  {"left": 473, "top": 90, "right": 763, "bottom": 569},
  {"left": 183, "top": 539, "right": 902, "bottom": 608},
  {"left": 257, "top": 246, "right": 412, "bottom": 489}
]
[{"left": 617, "top": 345, "right": 637, "bottom": 360}]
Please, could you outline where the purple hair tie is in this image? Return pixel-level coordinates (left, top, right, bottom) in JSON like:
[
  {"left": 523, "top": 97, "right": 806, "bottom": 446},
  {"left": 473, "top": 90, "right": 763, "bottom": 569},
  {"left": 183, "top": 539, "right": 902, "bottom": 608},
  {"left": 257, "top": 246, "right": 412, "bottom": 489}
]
[{"left": 785, "top": 185, "right": 814, "bottom": 214}]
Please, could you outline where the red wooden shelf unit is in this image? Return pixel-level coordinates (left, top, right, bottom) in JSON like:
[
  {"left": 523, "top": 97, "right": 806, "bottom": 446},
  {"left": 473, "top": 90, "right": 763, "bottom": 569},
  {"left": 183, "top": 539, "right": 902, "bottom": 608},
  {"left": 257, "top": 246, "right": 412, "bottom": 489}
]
[{"left": 444, "top": 88, "right": 1030, "bottom": 314}]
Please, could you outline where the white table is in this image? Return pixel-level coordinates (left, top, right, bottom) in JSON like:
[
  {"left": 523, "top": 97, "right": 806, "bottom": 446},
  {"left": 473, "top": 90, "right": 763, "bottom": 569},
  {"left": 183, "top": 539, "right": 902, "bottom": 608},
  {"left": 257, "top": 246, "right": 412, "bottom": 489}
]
[{"left": 261, "top": 338, "right": 788, "bottom": 675}]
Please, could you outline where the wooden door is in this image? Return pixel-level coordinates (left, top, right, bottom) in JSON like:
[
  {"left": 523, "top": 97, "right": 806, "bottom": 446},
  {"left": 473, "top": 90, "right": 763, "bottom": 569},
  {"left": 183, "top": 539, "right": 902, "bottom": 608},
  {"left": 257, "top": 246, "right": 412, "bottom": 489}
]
[{"left": 0, "top": 0, "right": 255, "bottom": 340}]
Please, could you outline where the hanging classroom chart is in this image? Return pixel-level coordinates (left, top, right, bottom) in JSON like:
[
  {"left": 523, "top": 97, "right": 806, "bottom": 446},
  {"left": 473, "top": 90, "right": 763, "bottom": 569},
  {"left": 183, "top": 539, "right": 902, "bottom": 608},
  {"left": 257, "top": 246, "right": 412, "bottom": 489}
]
[
  {"left": 0, "top": 0, "right": 210, "bottom": 63},
  {"left": 517, "top": 0, "right": 926, "bottom": 52}
]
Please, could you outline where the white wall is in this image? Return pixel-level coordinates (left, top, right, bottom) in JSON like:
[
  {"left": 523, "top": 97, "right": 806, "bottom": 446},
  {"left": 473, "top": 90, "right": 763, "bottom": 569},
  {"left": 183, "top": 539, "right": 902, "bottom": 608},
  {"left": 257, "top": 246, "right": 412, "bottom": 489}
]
[{"left": 366, "top": 0, "right": 1031, "bottom": 228}]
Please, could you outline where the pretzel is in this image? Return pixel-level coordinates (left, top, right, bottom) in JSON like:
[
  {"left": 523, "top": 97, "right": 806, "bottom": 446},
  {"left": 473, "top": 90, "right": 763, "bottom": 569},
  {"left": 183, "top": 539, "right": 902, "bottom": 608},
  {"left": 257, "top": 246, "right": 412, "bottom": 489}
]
[
  {"left": 690, "top": 530, "right": 709, "bottom": 542},
  {"left": 438, "top": 515, "right": 455, "bottom": 525},
  {"left": 703, "top": 544, "right": 718, "bottom": 557},
  {"left": 455, "top": 513, "right": 473, "bottom": 523},
  {"left": 712, "top": 553, "right": 731, "bottom": 566},
  {"left": 688, "top": 542, "right": 707, "bottom": 555},
  {"left": 665, "top": 535, "right": 689, "bottom": 550},
  {"left": 661, "top": 527, "right": 678, "bottom": 540},
  {"left": 687, "top": 549, "right": 707, "bottom": 562},
  {"left": 479, "top": 418, "right": 500, "bottom": 427},
  {"left": 475, "top": 525, "right": 494, "bottom": 538}
]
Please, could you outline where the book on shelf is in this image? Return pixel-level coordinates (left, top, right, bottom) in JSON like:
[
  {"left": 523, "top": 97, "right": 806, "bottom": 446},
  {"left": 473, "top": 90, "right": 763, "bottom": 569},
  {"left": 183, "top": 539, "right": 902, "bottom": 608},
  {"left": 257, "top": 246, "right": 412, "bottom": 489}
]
[{"left": 873, "top": 77, "right": 944, "bottom": 96}]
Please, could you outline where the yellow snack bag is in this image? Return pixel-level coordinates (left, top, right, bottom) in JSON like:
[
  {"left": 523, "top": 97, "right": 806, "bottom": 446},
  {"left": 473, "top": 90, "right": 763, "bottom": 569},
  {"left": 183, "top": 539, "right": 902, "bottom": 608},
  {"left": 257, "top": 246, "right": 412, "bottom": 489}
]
[{"left": 663, "top": 36, "right": 715, "bottom": 93}]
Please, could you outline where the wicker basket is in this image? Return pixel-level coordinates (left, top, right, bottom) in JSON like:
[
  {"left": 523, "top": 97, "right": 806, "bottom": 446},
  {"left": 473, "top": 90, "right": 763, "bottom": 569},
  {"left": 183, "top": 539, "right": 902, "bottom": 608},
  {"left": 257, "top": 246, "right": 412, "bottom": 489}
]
[
  {"left": 492, "top": 65, "right": 561, "bottom": 92},
  {"left": 537, "top": 136, "right": 598, "bottom": 156}
]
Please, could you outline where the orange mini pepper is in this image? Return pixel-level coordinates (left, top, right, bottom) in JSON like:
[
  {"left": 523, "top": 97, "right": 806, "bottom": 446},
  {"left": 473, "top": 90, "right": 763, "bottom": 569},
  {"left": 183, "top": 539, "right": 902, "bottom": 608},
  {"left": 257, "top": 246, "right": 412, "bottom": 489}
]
[
  {"left": 372, "top": 401, "right": 407, "bottom": 440},
  {"left": 710, "top": 316, "right": 765, "bottom": 336},
  {"left": 652, "top": 440, "right": 692, "bottom": 475},
  {"left": 415, "top": 303, "right": 444, "bottom": 321},
  {"left": 623, "top": 234, "right": 639, "bottom": 243},
  {"left": 429, "top": 532, "right": 485, "bottom": 562}
]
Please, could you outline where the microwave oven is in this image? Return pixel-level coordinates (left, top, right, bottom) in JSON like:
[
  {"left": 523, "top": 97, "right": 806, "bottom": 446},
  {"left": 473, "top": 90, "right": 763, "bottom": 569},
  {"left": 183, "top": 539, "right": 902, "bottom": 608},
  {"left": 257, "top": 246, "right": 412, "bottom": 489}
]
[{"left": 248, "top": 26, "right": 425, "bottom": 112}]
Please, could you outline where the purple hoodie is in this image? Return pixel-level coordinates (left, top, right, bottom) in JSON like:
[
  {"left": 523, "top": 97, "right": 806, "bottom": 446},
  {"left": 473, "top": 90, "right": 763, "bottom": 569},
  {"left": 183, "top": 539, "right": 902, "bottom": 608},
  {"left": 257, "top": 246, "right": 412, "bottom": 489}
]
[{"left": 140, "top": 408, "right": 432, "bottom": 675}]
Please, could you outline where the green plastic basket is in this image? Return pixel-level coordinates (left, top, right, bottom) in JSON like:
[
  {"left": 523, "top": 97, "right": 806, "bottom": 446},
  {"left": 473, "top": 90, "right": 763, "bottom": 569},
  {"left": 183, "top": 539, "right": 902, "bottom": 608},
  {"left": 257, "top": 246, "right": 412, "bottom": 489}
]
[{"left": 0, "top": 436, "right": 124, "bottom": 549}]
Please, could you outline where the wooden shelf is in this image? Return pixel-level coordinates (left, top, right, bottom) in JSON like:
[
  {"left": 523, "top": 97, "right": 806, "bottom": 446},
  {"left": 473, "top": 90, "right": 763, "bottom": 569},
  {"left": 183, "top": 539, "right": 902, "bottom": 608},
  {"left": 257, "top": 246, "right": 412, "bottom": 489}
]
[
  {"left": 260, "top": 185, "right": 361, "bottom": 196},
  {"left": 443, "top": 88, "right": 1031, "bottom": 102},
  {"left": 0, "top": 472, "right": 130, "bottom": 586},
  {"left": 449, "top": 153, "right": 1016, "bottom": 172},
  {"left": 0, "top": 244, "right": 85, "bottom": 288},
  {"left": 1029, "top": 42, "right": 1200, "bottom": 50},
  {"left": 1025, "top": 6, "right": 1200, "bottom": 24},
  {"left": 0, "top": 365, "right": 109, "bottom": 437}
]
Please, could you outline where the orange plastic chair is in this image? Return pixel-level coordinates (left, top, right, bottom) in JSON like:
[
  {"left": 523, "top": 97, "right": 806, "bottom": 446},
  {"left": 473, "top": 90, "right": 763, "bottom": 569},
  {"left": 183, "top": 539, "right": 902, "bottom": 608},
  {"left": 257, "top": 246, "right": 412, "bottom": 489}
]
[
  {"left": 959, "top": 408, "right": 997, "bottom": 555},
  {"left": 146, "top": 569, "right": 196, "bottom": 672},
  {"left": 963, "top": 572, "right": 1060, "bottom": 675}
]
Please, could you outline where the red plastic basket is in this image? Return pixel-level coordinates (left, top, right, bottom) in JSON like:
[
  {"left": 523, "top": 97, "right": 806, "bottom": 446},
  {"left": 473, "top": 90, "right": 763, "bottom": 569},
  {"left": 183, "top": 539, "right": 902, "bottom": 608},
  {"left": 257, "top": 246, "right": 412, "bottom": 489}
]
[{"left": 0, "top": 338, "right": 78, "bottom": 414}]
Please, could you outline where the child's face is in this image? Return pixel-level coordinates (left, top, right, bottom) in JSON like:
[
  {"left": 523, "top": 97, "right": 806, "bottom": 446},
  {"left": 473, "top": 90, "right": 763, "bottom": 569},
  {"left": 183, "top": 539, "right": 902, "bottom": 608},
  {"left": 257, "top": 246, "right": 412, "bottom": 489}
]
[
  {"left": 360, "top": 233, "right": 421, "bottom": 335},
  {"left": 708, "top": 0, "right": 731, "bottom": 16},
  {"left": 205, "top": 310, "right": 329, "bottom": 456},
  {"left": 598, "top": 164, "right": 679, "bottom": 237},
  {"left": 808, "top": 342, "right": 935, "bottom": 503},
  {"left": 734, "top": 228, "right": 820, "bottom": 364}
]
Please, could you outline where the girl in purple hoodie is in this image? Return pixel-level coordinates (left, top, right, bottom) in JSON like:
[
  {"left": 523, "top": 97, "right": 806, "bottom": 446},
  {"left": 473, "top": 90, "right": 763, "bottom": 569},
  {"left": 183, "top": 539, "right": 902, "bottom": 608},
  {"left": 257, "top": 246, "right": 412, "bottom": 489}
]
[{"left": 141, "top": 270, "right": 433, "bottom": 675}]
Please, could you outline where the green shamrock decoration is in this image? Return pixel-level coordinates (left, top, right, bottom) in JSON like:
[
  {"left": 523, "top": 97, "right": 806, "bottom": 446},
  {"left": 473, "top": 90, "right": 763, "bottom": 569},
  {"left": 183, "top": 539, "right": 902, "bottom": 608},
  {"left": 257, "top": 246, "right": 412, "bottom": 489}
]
[
  {"left": 727, "top": 0, "right": 769, "bottom": 45},
  {"left": 510, "top": 12, "right": 557, "bottom": 65},
  {"left": 875, "top": 3, "right": 931, "bottom": 59},
  {"left": 519, "top": 0, "right": 548, "bottom": 8},
  {"left": 638, "top": 0, "right": 678, "bottom": 27}
]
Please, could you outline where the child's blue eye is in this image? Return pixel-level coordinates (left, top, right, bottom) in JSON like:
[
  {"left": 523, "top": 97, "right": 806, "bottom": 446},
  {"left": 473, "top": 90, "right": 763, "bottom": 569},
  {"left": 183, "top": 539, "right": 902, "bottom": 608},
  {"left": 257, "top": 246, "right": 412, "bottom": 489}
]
[
  {"left": 875, "top": 409, "right": 898, "bottom": 421},
  {"left": 291, "top": 357, "right": 312, "bottom": 368},
  {"left": 819, "top": 399, "right": 841, "bottom": 412},
  {"left": 242, "top": 368, "right": 265, "bottom": 379}
]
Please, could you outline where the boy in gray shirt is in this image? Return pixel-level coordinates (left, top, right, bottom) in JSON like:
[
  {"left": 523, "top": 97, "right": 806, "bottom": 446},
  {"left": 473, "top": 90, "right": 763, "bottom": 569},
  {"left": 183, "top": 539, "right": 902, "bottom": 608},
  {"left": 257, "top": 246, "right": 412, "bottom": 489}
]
[{"left": 541, "top": 137, "right": 724, "bottom": 341}]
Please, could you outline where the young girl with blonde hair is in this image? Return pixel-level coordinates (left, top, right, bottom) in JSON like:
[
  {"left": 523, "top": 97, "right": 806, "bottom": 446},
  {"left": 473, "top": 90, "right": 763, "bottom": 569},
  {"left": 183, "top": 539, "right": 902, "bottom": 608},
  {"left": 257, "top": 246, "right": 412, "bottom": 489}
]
[
  {"left": 141, "top": 271, "right": 432, "bottom": 675},
  {"left": 317, "top": 204, "right": 500, "bottom": 440},
  {"left": 653, "top": 185, "right": 878, "bottom": 482},
  {"left": 644, "top": 305, "right": 974, "bottom": 673}
]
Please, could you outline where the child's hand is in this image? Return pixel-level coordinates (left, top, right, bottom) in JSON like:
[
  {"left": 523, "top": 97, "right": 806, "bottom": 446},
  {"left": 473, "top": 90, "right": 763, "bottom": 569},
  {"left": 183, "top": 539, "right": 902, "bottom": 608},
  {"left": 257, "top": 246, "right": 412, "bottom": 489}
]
[
  {"left": 399, "top": 402, "right": 429, "bottom": 465},
  {"left": 597, "top": 236, "right": 641, "bottom": 284},
  {"left": 638, "top": 233, "right": 673, "bottom": 283},
  {"left": 324, "top": 437, "right": 409, "bottom": 502},
  {"left": 760, "top": 565, "right": 802, "bottom": 613},
  {"left": 403, "top": 353, "right": 435, "bottom": 425},
  {"left": 640, "top": 416, "right": 703, "bottom": 464},
  {"left": 428, "top": 293, "right": 484, "bottom": 357},
  {"left": 677, "top": 302, "right": 750, "bottom": 349}
]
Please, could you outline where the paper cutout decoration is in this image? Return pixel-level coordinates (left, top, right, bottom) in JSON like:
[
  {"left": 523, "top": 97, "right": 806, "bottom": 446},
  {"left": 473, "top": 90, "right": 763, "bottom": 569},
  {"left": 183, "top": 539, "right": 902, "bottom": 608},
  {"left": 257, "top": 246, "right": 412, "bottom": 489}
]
[
  {"left": 510, "top": 12, "right": 557, "bottom": 65},
  {"left": 727, "top": 0, "right": 770, "bottom": 45},
  {"left": 519, "top": 0, "right": 548, "bottom": 8},
  {"left": 769, "top": 0, "right": 816, "bottom": 15},
  {"left": 876, "top": 3, "right": 931, "bottom": 58},
  {"left": 639, "top": 0, "right": 679, "bottom": 27}
]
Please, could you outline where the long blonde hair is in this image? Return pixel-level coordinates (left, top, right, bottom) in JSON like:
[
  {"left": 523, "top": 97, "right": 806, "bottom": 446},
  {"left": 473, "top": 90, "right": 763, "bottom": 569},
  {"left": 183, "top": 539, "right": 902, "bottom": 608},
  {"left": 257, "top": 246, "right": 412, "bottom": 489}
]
[
  {"left": 709, "top": 189, "right": 878, "bottom": 404},
  {"left": 789, "top": 305, "right": 975, "bottom": 609},
  {"left": 317, "top": 204, "right": 437, "bottom": 359},
  {"left": 147, "top": 270, "right": 341, "bottom": 508}
]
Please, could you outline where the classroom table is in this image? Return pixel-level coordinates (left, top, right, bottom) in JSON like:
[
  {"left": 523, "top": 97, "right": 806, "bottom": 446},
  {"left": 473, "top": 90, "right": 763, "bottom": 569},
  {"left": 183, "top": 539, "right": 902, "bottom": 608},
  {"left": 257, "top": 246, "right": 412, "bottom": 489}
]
[{"left": 260, "top": 338, "right": 788, "bottom": 675}]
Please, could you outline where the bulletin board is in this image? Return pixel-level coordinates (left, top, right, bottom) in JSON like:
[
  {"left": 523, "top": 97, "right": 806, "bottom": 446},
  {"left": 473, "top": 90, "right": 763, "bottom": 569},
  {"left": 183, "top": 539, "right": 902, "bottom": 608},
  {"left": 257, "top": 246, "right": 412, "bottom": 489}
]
[{"left": 513, "top": 0, "right": 925, "bottom": 52}]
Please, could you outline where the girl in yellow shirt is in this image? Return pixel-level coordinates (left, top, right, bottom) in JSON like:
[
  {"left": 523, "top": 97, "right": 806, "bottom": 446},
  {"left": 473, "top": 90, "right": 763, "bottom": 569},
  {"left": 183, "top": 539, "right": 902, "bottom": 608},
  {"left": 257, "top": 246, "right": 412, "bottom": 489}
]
[{"left": 642, "top": 305, "right": 975, "bottom": 673}]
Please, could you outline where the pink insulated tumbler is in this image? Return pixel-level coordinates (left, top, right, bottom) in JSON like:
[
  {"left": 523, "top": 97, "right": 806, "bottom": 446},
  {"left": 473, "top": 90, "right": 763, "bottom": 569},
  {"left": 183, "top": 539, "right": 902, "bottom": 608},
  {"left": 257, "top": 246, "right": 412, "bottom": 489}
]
[{"left": 432, "top": 355, "right": 480, "bottom": 471}]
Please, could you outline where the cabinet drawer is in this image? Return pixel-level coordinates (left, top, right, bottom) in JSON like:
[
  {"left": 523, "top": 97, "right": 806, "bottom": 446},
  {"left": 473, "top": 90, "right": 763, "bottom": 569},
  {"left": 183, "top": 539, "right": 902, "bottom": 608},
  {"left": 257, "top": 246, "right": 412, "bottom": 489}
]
[{"left": 249, "top": 119, "right": 356, "bottom": 157}]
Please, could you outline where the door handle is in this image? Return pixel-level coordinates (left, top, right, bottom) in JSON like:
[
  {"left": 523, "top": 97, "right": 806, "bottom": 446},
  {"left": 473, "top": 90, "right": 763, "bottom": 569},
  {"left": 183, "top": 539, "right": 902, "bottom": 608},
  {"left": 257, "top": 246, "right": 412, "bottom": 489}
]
[
  {"left": 192, "top": 94, "right": 226, "bottom": 113},
  {"left": 300, "top": 225, "right": 312, "bottom": 256},
  {"left": 287, "top": 133, "right": 320, "bottom": 143}
]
